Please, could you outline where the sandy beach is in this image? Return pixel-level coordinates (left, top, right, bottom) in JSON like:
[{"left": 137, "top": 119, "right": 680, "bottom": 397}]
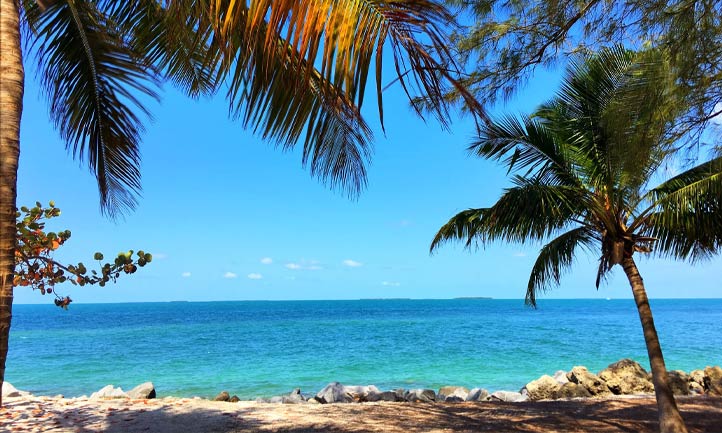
[{"left": 3, "top": 395, "right": 722, "bottom": 433}]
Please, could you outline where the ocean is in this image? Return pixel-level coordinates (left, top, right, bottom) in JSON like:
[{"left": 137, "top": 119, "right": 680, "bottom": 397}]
[{"left": 6, "top": 299, "right": 722, "bottom": 399}]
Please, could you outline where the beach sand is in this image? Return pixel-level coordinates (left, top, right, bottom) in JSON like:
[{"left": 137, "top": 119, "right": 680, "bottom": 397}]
[{"left": 2, "top": 395, "right": 722, "bottom": 433}]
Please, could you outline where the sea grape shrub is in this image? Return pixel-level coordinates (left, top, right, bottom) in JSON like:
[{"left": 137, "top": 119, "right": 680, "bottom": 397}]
[{"left": 14, "top": 202, "right": 152, "bottom": 309}]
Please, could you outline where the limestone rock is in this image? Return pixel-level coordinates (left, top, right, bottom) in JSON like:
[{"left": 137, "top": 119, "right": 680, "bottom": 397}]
[
  {"left": 269, "top": 396, "right": 284, "bottom": 403},
  {"left": 567, "top": 366, "right": 611, "bottom": 396},
  {"left": 404, "top": 389, "right": 436, "bottom": 402},
  {"left": 344, "top": 385, "right": 381, "bottom": 402},
  {"left": 90, "top": 385, "right": 128, "bottom": 400},
  {"left": 127, "top": 382, "right": 156, "bottom": 399},
  {"left": 229, "top": 395, "right": 240, "bottom": 403},
  {"left": 703, "top": 366, "right": 722, "bottom": 395},
  {"left": 490, "top": 391, "right": 528, "bottom": 402},
  {"left": 553, "top": 370, "right": 569, "bottom": 385},
  {"left": 689, "top": 369, "right": 705, "bottom": 386},
  {"left": 366, "top": 390, "right": 399, "bottom": 402},
  {"left": 667, "top": 371, "right": 690, "bottom": 396},
  {"left": 213, "top": 391, "right": 230, "bottom": 402},
  {"left": 597, "top": 359, "right": 653, "bottom": 395},
  {"left": 524, "top": 375, "right": 561, "bottom": 401},
  {"left": 465, "top": 388, "right": 490, "bottom": 402},
  {"left": 552, "top": 382, "right": 592, "bottom": 399},
  {"left": 689, "top": 382, "right": 704, "bottom": 395},
  {"left": 438, "top": 386, "right": 469, "bottom": 401},
  {"left": 315, "top": 382, "right": 352, "bottom": 404},
  {"left": 2, "top": 382, "right": 31, "bottom": 399},
  {"left": 282, "top": 388, "right": 306, "bottom": 404}
]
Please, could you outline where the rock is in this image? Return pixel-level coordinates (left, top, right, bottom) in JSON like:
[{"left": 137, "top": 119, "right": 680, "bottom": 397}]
[
  {"left": 598, "top": 359, "right": 653, "bottom": 395},
  {"left": 438, "top": 386, "right": 469, "bottom": 401},
  {"left": 393, "top": 389, "right": 406, "bottom": 401},
  {"left": 366, "top": 390, "right": 399, "bottom": 402},
  {"left": 229, "top": 395, "right": 240, "bottom": 403},
  {"left": 552, "top": 382, "right": 592, "bottom": 399},
  {"left": 269, "top": 396, "right": 284, "bottom": 403},
  {"left": 567, "top": 366, "right": 611, "bottom": 396},
  {"left": 90, "top": 385, "right": 128, "bottom": 400},
  {"left": 690, "top": 369, "right": 705, "bottom": 387},
  {"left": 553, "top": 370, "right": 569, "bottom": 385},
  {"left": 213, "top": 391, "right": 230, "bottom": 402},
  {"left": 344, "top": 385, "right": 381, "bottom": 402},
  {"left": 404, "top": 389, "right": 436, "bottom": 402},
  {"left": 315, "top": 382, "right": 352, "bottom": 404},
  {"left": 667, "top": 371, "right": 690, "bottom": 396},
  {"left": 282, "top": 388, "right": 306, "bottom": 404},
  {"left": 127, "top": 382, "right": 156, "bottom": 399},
  {"left": 703, "top": 366, "right": 722, "bottom": 395},
  {"left": 490, "top": 391, "right": 528, "bottom": 402},
  {"left": 2, "top": 382, "right": 30, "bottom": 399},
  {"left": 465, "top": 388, "right": 490, "bottom": 402},
  {"left": 524, "top": 375, "right": 561, "bottom": 401},
  {"left": 689, "top": 382, "right": 704, "bottom": 395}
]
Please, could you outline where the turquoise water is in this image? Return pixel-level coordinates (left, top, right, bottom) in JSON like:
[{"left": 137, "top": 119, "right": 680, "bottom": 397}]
[{"left": 6, "top": 299, "right": 722, "bottom": 399}]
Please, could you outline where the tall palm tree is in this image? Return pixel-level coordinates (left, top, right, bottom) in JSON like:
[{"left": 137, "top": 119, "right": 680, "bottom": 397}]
[
  {"left": 431, "top": 47, "right": 722, "bottom": 433},
  {"left": 0, "top": 0, "right": 480, "bottom": 406}
]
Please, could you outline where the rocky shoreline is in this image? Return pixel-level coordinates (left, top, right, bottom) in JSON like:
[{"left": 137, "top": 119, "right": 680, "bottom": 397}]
[{"left": 4, "top": 359, "right": 721, "bottom": 405}]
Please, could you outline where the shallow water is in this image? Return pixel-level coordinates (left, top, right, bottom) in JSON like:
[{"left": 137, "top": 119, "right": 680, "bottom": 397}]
[{"left": 7, "top": 299, "right": 722, "bottom": 399}]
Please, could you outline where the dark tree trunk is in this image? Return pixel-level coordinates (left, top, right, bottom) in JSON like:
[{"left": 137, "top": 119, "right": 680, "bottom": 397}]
[
  {"left": 0, "top": 0, "right": 23, "bottom": 408},
  {"left": 621, "top": 256, "right": 688, "bottom": 433}
]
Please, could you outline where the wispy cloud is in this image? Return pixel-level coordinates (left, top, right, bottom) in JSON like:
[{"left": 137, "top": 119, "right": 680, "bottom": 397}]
[
  {"left": 260, "top": 257, "right": 273, "bottom": 265},
  {"left": 381, "top": 281, "right": 400, "bottom": 287},
  {"left": 343, "top": 259, "right": 363, "bottom": 268},
  {"left": 181, "top": 272, "right": 192, "bottom": 278},
  {"left": 285, "top": 263, "right": 302, "bottom": 270},
  {"left": 513, "top": 252, "right": 527, "bottom": 258},
  {"left": 223, "top": 272, "right": 238, "bottom": 279},
  {"left": 153, "top": 253, "right": 168, "bottom": 260},
  {"left": 247, "top": 273, "right": 263, "bottom": 280}
]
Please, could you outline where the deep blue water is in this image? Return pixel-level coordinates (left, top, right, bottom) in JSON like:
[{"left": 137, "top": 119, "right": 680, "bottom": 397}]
[{"left": 6, "top": 299, "right": 722, "bottom": 399}]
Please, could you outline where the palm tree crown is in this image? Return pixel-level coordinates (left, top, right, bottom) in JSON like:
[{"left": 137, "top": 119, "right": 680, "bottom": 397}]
[{"left": 432, "top": 47, "right": 722, "bottom": 306}]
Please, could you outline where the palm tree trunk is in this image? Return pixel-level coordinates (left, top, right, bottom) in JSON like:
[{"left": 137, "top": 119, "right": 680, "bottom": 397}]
[
  {"left": 621, "top": 256, "right": 688, "bottom": 433},
  {"left": 0, "top": 0, "right": 24, "bottom": 408}
]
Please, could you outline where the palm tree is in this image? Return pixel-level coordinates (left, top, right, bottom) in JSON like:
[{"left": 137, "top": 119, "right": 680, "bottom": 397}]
[
  {"left": 431, "top": 47, "right": 722, "bottom": 433},
  {"left": 0, "top": 0, "right": 480, "bottom": 406}
]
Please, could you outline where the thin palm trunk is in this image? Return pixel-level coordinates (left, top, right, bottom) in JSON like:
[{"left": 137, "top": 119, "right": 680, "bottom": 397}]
[
  {"left": 0, "top": 0, "right": 24, "bottom": 408},
  {"left": 622, "top": 256, "right": 688, "bottom": 433}
]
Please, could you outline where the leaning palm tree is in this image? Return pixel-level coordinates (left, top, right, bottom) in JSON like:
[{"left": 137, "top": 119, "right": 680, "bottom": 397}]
[
  {"left": 431, "top": 47, "right": 722, "bottom": 433},
  {"left": 0, "top": 0, "right": 480, "bottom": 406}
]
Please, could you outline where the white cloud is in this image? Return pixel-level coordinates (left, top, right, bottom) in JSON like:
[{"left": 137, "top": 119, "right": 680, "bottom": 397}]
[
  {"left": 154, "top": 253, "right": 168, "bottom": 260},
  {"left": 343, "top": 259, "right": 363, "bottom": 268},
  {"left": 223, "top": 272, "right": 238, "bottom": 279},
  {"left": 381, "top": 281, "right": 400, "bottom": 287},
  {"left": 181, "top": 272, "right": 192, "bottom": 278},
  {"left": 260, "top": 257, "right": 273, "bottom": 265},
  {"left": 513, "top": 252, "right": 527, "bottom": 258},
  {"left": 247, "top": 273, "right": 263, "bottom": 280},
  {"left": 285, "top": 263, "right": 302, "bottom": 270}
]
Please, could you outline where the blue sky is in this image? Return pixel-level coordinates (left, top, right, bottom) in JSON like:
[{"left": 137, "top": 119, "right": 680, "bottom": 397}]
[{"left": 15, "top": 59, "right": 722, "bottom": 304}]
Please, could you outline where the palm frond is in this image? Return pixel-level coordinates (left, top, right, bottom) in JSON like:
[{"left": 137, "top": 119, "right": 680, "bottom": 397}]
[
  {"left": 430, "top": 208, "right": 487, "bottom": 253},
  {"left": 30, "top": 0, "right": 160, "bottom": 217},
  {"left": 102, "top": 0, "right": 220, "bottom": 99},
  {"left": 470, "top": 114, "right": 581, "bottom": 188},
  {"left": 431, "top": 177, "right": 586, "bottom": 256},
  {"left": 527, "top": 227, "right": 596, "bottom": 307},
  {"left": 636, "top": 157, "right": 722, "bottom": 260}
]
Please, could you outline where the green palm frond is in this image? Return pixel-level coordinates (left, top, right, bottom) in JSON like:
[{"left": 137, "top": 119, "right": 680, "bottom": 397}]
[
  {"left": 470, "top": 114, "right": 581, "bottom": 188},
  {"left": 30, "top": 0, "right": 160, "bottom": 217},
  {"left": 636, "top": 157, "right": 722, "bottom": 260},
  {"left": 430, "top": 208, "right": 487, "bottom": 253},
  {"left": 103, "top": 0, "right": 220, "bottom": 98},
  {"left": 431, "top": 177, "right": 586, "bottom": 255},
  {"left": 527, "top": 227, "right": 596, "bottom": 307}
]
